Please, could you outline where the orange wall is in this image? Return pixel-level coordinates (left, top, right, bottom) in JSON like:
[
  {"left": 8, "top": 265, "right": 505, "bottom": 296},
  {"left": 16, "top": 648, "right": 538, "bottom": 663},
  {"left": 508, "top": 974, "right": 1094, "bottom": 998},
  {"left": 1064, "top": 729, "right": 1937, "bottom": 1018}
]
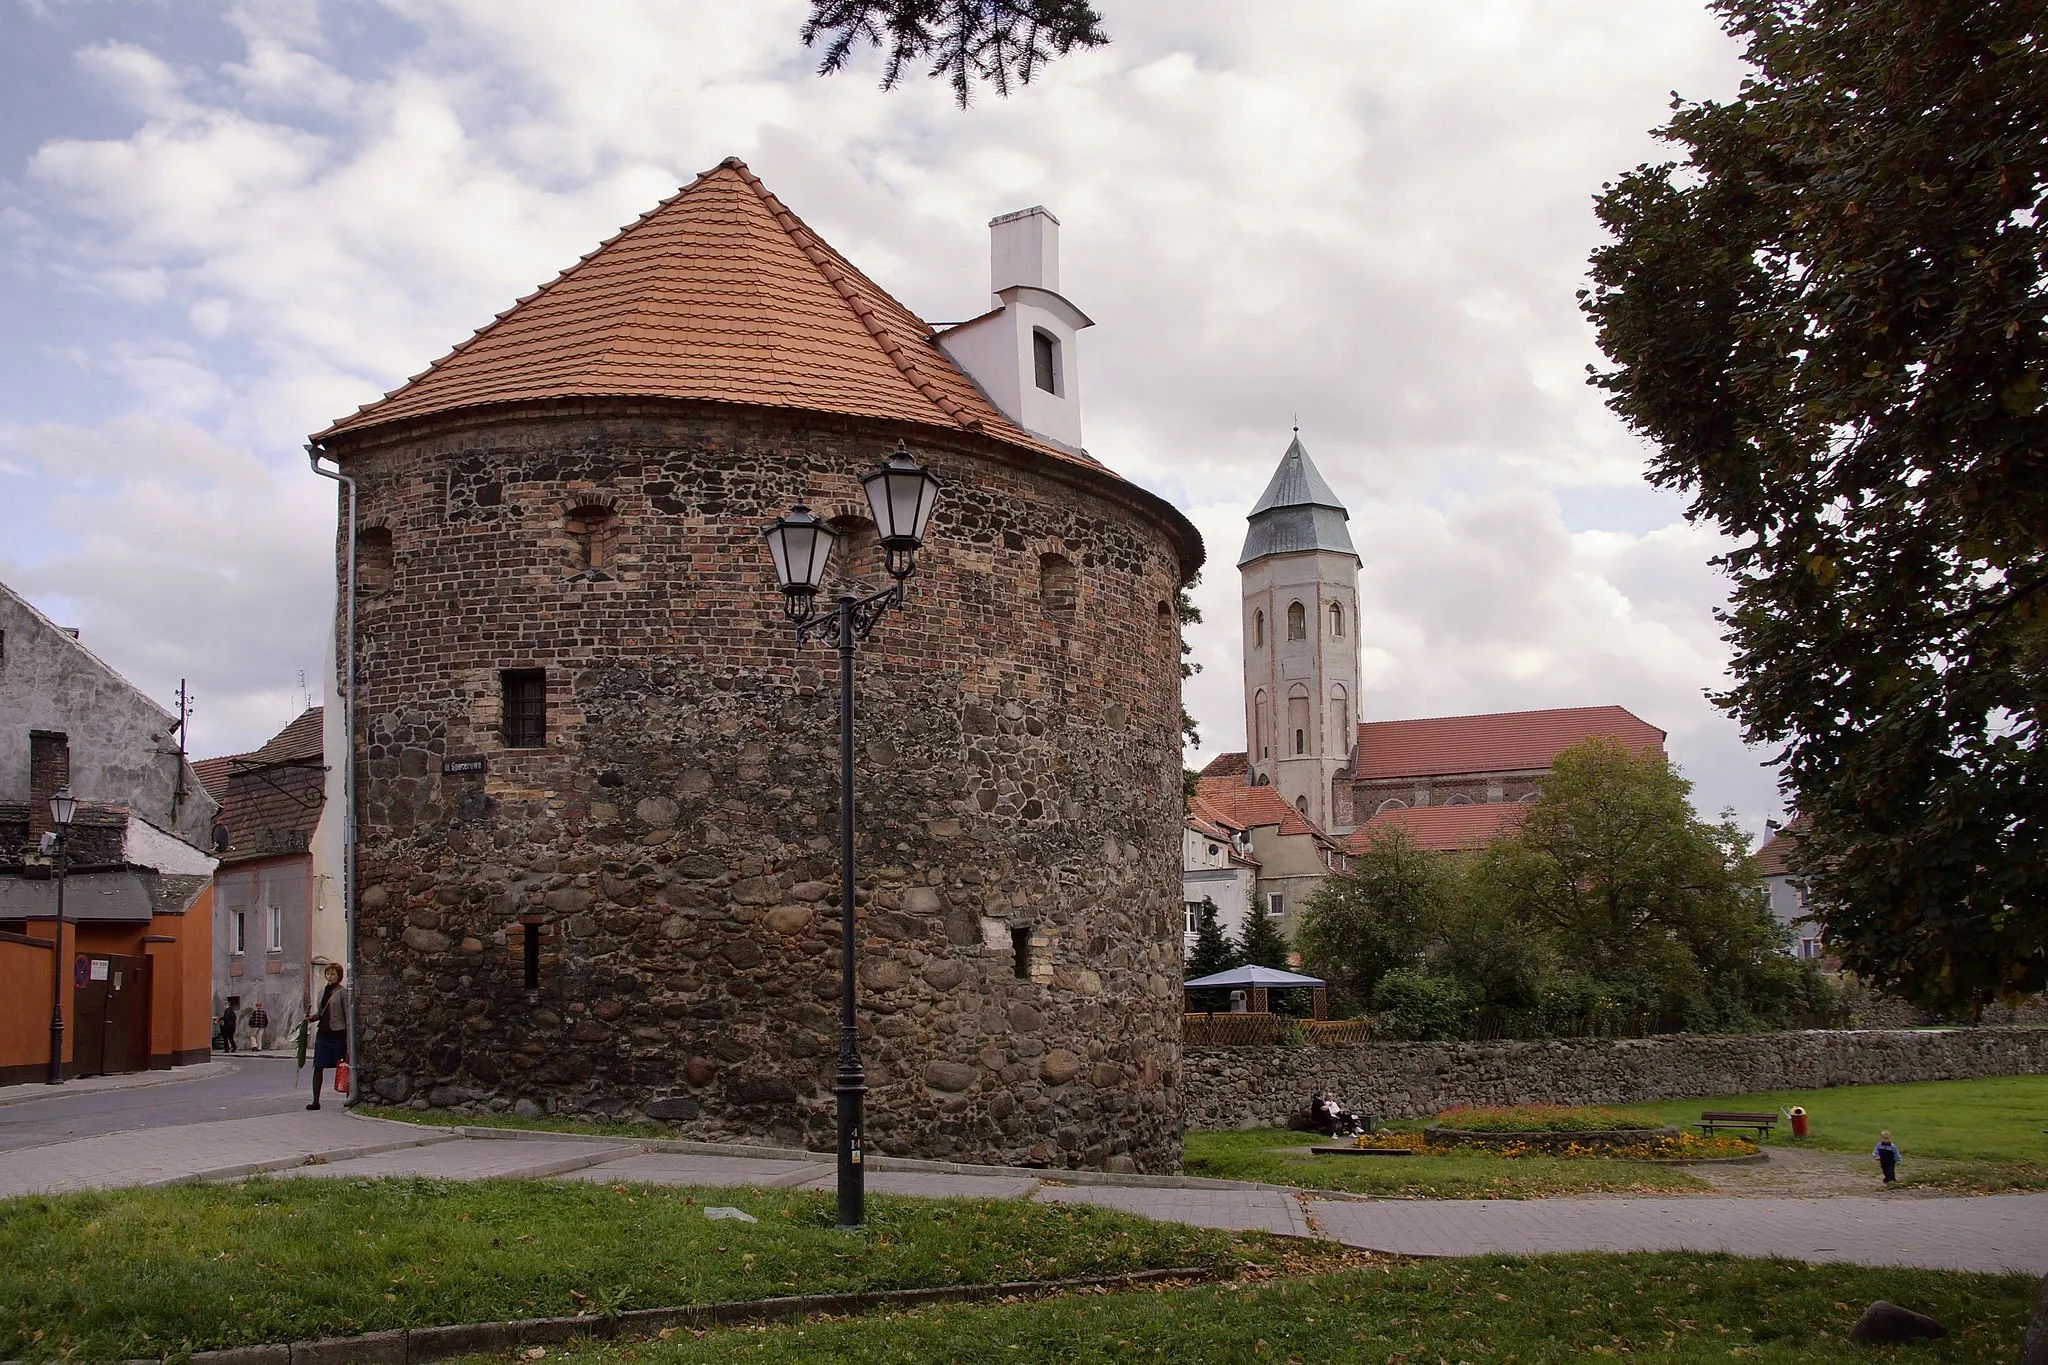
[
  {"left": 148, "top": 883, "right": 214, "bottom": 1063},
  {"left": 0, "top": 921, "right": 72, "bottom": 1080}
]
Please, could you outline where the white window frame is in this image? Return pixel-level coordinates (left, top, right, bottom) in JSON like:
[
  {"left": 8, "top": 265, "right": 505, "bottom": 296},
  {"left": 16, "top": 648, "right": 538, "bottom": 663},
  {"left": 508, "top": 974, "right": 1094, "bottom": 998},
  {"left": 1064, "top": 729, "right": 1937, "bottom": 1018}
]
[
  {"left": 267, "top": 905, "right": 283, "bottom": 953},
  {"left": 231, "top": 911, "right": 247, "bottom": 956}
]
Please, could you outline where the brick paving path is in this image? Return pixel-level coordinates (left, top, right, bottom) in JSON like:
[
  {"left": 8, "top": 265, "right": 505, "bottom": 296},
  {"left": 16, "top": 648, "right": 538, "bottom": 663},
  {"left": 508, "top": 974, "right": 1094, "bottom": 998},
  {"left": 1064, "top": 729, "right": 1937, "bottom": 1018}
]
[{"left": 5, "top": 1109, "right": 2043, "bottom": 1274}]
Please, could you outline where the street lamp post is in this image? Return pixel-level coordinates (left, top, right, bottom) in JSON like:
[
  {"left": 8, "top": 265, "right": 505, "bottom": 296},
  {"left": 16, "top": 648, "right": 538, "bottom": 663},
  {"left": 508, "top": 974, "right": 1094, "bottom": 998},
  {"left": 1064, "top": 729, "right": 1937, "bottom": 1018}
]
[
  {"left": 44, "top": 786, "right": 77, "bottom": 1085},
  {"left": 762, "top": 441, "right": 941, "bottom": 1230}
]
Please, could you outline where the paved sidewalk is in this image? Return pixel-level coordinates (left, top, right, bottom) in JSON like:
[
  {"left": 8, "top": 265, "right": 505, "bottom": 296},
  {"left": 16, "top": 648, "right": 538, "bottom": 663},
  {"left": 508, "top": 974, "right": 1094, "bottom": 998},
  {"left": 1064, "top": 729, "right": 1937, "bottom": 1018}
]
[
  {"left": 5, "top": 1110, "right": 2043, "bottom": 1275},
  {"left": 1308, "top": 1192, "right": 2048, "bottom": 1273},
  {"left": 0, "top": 1110, "right": 453, "bottom": 1198}
]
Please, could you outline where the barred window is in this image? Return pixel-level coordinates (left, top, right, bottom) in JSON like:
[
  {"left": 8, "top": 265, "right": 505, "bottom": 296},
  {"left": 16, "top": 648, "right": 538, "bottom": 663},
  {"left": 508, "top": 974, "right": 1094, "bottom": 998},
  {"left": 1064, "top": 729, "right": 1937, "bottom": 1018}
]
[{"left": 502, "top": 669, "right": 547, "bottom": 748}]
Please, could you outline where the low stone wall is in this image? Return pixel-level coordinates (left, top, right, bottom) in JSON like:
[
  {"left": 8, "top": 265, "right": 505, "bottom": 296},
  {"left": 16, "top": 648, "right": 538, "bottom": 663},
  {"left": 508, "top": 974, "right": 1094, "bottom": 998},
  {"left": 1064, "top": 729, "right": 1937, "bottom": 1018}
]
[{"left": 1183, "top": 1027, "right": 2048, "bottom": 1130}]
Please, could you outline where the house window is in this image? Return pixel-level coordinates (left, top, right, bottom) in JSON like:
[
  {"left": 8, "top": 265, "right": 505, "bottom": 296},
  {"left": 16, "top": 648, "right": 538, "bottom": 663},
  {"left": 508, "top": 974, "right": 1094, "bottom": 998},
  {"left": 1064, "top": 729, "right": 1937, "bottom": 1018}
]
[
  {"left": 1185, "top": 903, "right": 1201, "bottom": 935},
  {"left": 1267, "top": 894, "right": 1284, "bottom": 921},
  {"left": 356, "top": 528, "right": 394, "bottom": 595},
  {"left": 563, "top": 505, "right": 618, "bottom": 571},
  {"left": 231, "top": 912, "right": 247, "bottom": 956},
  {"left": 267, "top": 906, "right": 282, "bottom": 952},
  {"left": 1032, "top": 329, "right": 1060, "bottom": 395},
  {"left": 1254, "top": 610, "right": 1264, "bottom": 648},
  {"left": 1286, "top": 601, "right": 1306, "bottom": 641},
  {"left": 502, "top": 669, "right": 547, "bottom": 748},
  {"left": 1012, "top": 925, "right": 1033, "bottom": 980},
  {"left": 523, "top": 921, "right": 542, "bottom": 989},
  {"left": 1330, "top": 602, "right": 1344, "bottom": 636}
]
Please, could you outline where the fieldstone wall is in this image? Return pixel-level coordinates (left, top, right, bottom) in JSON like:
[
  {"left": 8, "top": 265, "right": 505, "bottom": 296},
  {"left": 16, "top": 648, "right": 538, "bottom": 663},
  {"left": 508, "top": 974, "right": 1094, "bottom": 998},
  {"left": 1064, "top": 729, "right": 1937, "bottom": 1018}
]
[
  {"left": 328, "top": 401, "right": 1196, "bottom": 1172},
  {"left": 1185, "top": 1027, "right": 2048, "bottom": 1129}
]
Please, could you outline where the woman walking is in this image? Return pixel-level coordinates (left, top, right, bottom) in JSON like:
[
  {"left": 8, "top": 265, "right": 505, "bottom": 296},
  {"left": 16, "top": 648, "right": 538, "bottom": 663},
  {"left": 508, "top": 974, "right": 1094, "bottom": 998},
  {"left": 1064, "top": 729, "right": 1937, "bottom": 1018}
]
[{"left": 307, "top": 964, "right": 349, "bottom": 1110}]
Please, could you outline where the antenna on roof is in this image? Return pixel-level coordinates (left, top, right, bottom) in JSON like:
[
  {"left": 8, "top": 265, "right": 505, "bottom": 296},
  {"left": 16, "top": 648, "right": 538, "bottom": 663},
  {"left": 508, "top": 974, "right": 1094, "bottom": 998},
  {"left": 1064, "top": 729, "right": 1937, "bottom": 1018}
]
[{"left": 299, "top": 669, "right": 312, "bottom": 711}]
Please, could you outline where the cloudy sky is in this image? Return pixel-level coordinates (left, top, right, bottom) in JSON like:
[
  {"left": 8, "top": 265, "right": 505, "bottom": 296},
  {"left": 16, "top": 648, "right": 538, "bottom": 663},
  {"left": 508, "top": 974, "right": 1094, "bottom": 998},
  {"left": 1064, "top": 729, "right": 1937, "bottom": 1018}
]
[{"left": 0, "top": 1, "right": 1786, "bottom": 832}]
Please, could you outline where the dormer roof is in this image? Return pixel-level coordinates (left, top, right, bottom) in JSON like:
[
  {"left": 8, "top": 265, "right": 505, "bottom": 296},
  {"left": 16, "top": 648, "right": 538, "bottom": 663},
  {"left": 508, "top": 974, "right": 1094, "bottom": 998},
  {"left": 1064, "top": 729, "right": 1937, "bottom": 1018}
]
[{"left": 1238, "top": 435, "right": 1358, "bottom": 566}]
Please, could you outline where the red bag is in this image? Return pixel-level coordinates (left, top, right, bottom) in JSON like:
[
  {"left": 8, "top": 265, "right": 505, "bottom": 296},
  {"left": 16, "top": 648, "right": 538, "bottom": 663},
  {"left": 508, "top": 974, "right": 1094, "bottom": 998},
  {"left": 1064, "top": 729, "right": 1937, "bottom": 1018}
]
[{"left": 334, "top": 1059, "right": 351, "bottom": 1095}]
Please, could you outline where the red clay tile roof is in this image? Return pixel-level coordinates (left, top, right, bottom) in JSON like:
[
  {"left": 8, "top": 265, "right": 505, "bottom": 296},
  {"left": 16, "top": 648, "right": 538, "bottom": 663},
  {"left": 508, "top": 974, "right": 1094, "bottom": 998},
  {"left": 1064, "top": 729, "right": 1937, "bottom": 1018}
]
[
  {"left": 1199, "top": 752, "right": 1249, "bottom": 778},
  {"left": 196, "top": 709, "right": 326, "bottom": 865},
  {"left": 1351, "top": 802, "right": 1529, "bottom": 854},
  {"left": 1354, "top": 705, "right": 1665, "bottom": 781},
  {"left": 314, "top": 158, "right": 1088, "bottom": 477},
  {"left": 1193, "top": 775, "right": 1336, "bottom": 845},
  {"left": 1751, "top": 815, "right": 1808, "bottom": 877}
]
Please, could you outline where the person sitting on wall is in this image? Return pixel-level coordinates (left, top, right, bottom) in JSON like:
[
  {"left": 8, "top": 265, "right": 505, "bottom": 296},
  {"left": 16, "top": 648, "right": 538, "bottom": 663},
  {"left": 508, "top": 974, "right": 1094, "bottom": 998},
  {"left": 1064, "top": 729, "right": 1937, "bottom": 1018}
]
[{"left": 306, "top": 965, "right": 349, "bottom": 1111}]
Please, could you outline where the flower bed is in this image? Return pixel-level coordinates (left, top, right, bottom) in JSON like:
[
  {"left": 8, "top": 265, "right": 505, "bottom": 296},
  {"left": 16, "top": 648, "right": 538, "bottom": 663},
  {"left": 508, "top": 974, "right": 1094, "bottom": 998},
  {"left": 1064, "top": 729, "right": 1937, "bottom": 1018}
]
[
  {"left": 1425, "top": 1124, "right": 1680, "bottom": 1151},
  {"left": 1432, "top": 1104, "right": 1659, "bottom": 1133}
]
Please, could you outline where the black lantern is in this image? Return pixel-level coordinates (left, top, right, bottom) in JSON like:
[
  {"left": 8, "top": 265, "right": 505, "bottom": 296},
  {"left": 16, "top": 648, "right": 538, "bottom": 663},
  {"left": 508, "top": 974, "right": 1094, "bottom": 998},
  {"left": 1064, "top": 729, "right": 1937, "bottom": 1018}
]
[
  {"left": 48, "top": 787, "right": 77, "bottom": 829},
  {"left": 860, "top": 442, "right": 942, "bottom": 579},
  {"left": 762, "top": 503, "right": 839, "bottom": 620}
]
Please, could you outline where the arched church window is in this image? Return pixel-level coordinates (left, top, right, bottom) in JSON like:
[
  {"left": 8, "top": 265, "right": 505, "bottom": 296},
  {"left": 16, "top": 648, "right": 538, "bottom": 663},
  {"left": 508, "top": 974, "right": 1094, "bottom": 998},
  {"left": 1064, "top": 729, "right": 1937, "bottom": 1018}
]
[
  {"left": 1296, "top": 796, "right": 1309, "bottom": 817},
  {"left": 1519, "top": 790, "right": 1542, "bottom": 803},
  {"left": 564, "top": 505, "right": 618, "bottom": 572},
  {"left": 1286, "top": 600, "right": 1306, "bottom": 641},
  {"left": 355, "top": 527, "right": 394, "bottom": 595},
  {"left": 1287, "top": 686, "right": 1309, "bottom": 757},
  {"left": 1330, "top": 602, "right": 1344, "bottom": 637},
  {"left": 1445, "top": 794, "right": 1474, "bottom": 806},
  {"left": 1376, "top": 798, "right": 1409, "bottom": 813},
  {"left": 1330, "top": 685, "right": 1348, "bottom": 752},
  {"left": 1254, "top": 610, "right": 1264, "bottom": 649},
  {"left": 1253, "top": 689, "right": 1269, "bottom": 760}
]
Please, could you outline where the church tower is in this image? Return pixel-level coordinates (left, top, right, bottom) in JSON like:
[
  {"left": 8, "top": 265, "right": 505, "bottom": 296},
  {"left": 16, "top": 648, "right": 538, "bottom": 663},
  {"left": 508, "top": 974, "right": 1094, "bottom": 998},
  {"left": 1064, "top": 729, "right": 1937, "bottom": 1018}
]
[{"left": 1239, "top": 435, "right": 1362, "bottom": 832}]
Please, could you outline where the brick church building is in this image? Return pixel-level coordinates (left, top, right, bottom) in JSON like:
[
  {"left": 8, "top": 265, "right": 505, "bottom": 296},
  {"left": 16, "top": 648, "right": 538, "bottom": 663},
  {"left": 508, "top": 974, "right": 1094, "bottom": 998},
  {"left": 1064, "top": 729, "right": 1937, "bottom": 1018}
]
[
  {"left": 313, "top": 159, "right": 1201, "bottom": 1171},
  {"left": 1197, "top": 436, "right": 1666, "bottom": 937}
]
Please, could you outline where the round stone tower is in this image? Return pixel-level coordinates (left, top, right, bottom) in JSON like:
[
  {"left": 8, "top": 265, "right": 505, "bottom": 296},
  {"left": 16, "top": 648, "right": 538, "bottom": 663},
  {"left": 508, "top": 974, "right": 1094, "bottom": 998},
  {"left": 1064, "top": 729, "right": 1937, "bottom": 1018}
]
[{"left": 312, "top": 159, "right": 1202, "bottom": 1171}]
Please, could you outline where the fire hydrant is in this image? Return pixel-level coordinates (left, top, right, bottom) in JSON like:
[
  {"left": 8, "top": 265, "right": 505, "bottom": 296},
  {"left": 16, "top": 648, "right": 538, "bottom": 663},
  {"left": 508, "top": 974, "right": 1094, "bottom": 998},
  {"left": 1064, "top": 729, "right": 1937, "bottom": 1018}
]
[{"left": 1789, "top": 1106, "right": 1808, "bottom": 1139}]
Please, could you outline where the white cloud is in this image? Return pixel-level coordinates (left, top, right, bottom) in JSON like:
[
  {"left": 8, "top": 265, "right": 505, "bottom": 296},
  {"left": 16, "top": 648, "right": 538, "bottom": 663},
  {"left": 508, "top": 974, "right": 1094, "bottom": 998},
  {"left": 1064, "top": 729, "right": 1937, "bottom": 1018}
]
[{"left": 1, "top": 0, "right": 1787, "bottom": 830}]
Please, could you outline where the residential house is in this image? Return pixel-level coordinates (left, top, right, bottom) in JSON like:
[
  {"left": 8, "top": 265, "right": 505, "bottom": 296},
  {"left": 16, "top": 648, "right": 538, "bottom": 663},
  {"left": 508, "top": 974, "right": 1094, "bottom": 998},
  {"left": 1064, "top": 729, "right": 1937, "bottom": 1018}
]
[
  {"left": 193, "top": 708, "right": 330, "bottom": 1047},
  {"left": 0, "top": 581, "right": 218, "bottom": 1081},
  {"left": 1182, "top": 797, "right": 1258, "bottom": 953}
]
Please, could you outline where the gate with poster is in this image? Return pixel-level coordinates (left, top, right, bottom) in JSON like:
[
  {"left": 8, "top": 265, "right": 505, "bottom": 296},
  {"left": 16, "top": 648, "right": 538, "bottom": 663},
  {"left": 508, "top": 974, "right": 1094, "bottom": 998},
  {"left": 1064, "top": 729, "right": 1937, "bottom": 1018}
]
[{"left": 72, "top": 953, "right": 152, "bottom": 1077}]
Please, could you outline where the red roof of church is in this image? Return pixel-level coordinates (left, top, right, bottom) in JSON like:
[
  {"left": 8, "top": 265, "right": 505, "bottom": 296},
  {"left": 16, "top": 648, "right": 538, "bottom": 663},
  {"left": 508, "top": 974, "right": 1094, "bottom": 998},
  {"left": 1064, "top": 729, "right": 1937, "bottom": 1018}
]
[
  {"left": 1353, "top": 705, "right": 1665, "bottom": 780},
  {"left": 1193, "top": 775, "right": 1335, "bottom": 845},
  {"left": 1351, "top": 801, "right": 1528, "bottom": 853},
  {"left": 1198, "top": 752, "right": 1248, "bottom": 778},
  {"left": 315, "top": 159, "right": 1083, "bottom": 473}
]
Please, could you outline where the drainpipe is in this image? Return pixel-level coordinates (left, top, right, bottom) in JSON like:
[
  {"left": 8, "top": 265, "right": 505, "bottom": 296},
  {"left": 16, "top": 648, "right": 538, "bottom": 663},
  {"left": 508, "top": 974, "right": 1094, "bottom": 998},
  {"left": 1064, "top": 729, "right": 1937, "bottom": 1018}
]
[{"left": 307, "top": 444, "right": 359, "bottom": 1106}]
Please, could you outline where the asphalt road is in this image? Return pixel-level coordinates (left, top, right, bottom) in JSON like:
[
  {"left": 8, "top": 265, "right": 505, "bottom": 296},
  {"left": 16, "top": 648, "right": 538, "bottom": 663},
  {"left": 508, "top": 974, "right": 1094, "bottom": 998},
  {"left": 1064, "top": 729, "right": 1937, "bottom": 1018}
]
[{"left": 0, "top": 1057, "right": 311, "bottom": 1154}]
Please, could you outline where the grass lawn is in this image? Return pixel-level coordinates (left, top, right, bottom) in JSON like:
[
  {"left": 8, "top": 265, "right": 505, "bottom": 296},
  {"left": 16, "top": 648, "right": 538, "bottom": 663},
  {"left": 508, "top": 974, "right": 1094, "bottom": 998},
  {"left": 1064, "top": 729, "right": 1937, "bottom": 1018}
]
[
  {"left": 0, "top": 1178, "right": 1326, "bottom": 1362},
  {"left": 1181, "top": 1127, "right": 1709, "bottom": 1198},
  {"left": 1644, "top": 1074, "right": 2048, "bottom": 1191},
  {"left": 517, "top": 1253, "right": 2042, "bottom": 1363}
]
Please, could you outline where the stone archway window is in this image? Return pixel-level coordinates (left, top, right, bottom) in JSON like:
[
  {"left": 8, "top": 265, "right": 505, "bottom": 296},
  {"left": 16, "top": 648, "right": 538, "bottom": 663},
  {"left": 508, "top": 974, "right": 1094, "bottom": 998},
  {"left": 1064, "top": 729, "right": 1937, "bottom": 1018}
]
[
  {"left": 1039, "top": 553, "right": 1077, "bottom": 618},
  {"left": 1286, "top": 600, "right": 1306, "bottom": 641},
  {"left": 564, "top": 505, "right": 619, "bottom": 571},
  {"left": 356, "top": 527, "right": 394, "bottom": 595},
  {"left": 1376, "top": 798, "right": 1408, "bottom": 813}
]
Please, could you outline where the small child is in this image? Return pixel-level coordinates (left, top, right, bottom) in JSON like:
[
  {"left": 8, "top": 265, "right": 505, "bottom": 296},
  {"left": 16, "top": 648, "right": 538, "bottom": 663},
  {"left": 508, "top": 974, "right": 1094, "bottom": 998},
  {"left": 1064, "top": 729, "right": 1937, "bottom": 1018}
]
[{"left": 1873, "top": 1130, "right": 1901, "bottom": 1185}]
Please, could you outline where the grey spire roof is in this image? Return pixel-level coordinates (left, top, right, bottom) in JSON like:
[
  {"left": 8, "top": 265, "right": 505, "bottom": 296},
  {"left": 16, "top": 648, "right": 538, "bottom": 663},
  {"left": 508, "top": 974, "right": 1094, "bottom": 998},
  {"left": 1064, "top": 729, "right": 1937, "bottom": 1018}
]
[{"left": 1238, "top": 435, "right": 1358, "bottom": 566}]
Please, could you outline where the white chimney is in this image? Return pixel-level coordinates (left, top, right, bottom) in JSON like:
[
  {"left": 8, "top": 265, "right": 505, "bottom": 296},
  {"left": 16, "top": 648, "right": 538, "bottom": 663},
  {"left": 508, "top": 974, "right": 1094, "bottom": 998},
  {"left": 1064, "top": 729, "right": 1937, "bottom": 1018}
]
[
  {"left": 936, "top": 206, "right": 1093, "bottom": 453},
  {"left": 990, "top": 206, "right": 1059, "bottom": 296}
]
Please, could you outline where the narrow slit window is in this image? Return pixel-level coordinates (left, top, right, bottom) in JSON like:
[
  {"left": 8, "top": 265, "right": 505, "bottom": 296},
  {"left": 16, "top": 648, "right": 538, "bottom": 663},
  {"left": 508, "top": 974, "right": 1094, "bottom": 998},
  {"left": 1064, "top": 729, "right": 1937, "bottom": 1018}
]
[
  {"left": 1330, "top": 602, "right": 1344, "bottom": 636},
  {"left": 232, "top": 912, "right": 247, "bottom": 956},
  {"left": 1032, "top": 330, "right": 1060, "bottom": 395},
  {"left": 502, "top": 669, "right": 547, "bottom": 748},
  {"left": 267, "top": 906, "right": 282, "bottom": 952},
  {"left": 1295, "top": 728, "right": 1305, "bottom": 755},
  {"left": 1011, "top": 926, "right": 1032, "bottom": 980},
  {"left": 1254, "top": 610, "right": 1264, "bottom": 648},
  {"left": 523, "top": 922, "right": 541, "bottom": 989}
]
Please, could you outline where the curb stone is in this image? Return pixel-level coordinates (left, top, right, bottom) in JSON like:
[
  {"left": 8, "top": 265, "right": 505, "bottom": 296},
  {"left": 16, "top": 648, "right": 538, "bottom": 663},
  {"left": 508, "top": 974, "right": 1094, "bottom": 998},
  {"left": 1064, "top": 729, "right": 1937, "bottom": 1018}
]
[{"left": 27, "top": 1266, "right": 1223, "bottom": 1365}]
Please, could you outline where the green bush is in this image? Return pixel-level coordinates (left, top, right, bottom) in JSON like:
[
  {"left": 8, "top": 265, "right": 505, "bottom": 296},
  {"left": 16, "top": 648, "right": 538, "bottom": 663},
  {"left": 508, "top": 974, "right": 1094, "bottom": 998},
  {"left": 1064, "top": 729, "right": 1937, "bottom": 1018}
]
[{"left": 1372, "top": 970, "right": 1473, "bottom": 1041}]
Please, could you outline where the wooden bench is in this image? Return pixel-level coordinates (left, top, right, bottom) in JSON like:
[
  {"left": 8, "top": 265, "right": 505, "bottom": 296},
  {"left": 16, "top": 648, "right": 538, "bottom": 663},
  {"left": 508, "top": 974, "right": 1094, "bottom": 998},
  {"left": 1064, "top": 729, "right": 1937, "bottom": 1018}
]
[{"left": 1697, "top": 1110, "right": 1778, "bottom": 1138}]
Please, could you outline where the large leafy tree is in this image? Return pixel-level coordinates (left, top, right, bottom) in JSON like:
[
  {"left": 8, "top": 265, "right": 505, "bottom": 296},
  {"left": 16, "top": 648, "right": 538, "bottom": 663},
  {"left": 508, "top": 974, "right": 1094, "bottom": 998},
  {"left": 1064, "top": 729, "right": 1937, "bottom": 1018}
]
[
  {"left": 1581, "top": 0, "right": 2048, "bottom": 1015},
  {"left": 803, "top": 1, "right": 1108, "bottom": 105},
  {"left": 1296, "top": 827, "right": 1445, "bottom": 1005}
]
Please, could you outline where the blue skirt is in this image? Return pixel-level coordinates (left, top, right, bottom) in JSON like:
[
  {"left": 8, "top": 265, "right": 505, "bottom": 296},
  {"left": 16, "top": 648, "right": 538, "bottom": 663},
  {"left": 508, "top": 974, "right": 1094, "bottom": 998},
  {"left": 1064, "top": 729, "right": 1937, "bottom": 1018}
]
[{"left": 313, "top": 1031, "right": 347, "bottom": 1069}]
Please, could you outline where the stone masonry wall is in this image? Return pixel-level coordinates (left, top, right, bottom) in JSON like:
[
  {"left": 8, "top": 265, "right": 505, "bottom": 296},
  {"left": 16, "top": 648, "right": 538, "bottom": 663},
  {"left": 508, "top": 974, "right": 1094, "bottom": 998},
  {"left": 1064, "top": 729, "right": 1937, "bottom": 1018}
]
[
  {"left": 329, "top": 402, "right": 1193, "bottom": 1172},
  {"left": 1185, "top": 1027, "right": 2048, "bottom": 1128}
]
